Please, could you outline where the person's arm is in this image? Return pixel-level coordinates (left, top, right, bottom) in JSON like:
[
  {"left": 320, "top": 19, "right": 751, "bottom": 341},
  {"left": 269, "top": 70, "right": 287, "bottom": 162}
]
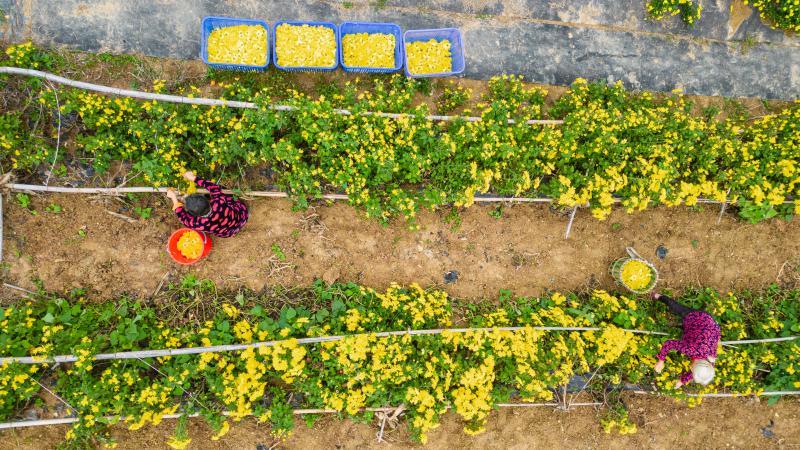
[
  {"left": 657, "top": 339, "right": 683, "bottom": 361},
  {"left": 196, "top": 178, "right": 224, "bottom": 200},
  {"left": 183, "top": 170, "right": 223, "bottom": 200},
  {"left": 709, "top": 340, "right": 720, "bottom": 360},
  {"left": 166, "top": 188, "right": 184, "bottom": 211},
  {"left": 676, "top": 371, "right": 694, "bottom": 388}
]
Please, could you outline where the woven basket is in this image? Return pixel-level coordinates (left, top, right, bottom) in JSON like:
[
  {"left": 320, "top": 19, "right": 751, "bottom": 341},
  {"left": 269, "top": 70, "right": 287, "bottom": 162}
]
[{"left": 610, "top": 247, "right": 659, "bottom": 294}]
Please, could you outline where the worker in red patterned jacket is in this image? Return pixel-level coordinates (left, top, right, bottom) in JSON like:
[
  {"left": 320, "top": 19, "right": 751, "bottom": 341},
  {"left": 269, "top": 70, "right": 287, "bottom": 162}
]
[
  {"left": 166, "top": 171, "right": 248, "bottom": 238},
  {"left": 652, "top": 292, "right": 721, "bottom": 388}
]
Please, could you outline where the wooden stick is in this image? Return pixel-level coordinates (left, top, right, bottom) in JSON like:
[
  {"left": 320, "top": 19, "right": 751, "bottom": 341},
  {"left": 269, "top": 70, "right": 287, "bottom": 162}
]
[
  {"left": 2, "top": 283, "right": 36, "bottom": 296},
  {"left": 716, "top": 188, "right": 732, "bottom": 225},
  {"left": 565, "top": 206, "right": 578, "bottom": 239},
  {"left": 105, "top": 210, "right": 137, "bottom": 223}
]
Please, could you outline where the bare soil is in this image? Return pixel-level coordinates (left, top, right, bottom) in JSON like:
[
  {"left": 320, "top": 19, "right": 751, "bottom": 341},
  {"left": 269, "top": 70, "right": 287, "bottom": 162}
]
[
  {"left": 3, "top": 193, "right": 800, "bottom": 300},
  {"left": 2, "top": 395, "right": 798, "bottom": 449}
]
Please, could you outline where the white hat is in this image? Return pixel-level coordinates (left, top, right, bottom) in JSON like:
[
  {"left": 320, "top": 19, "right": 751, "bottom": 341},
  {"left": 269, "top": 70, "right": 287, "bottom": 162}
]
[{"left": 692, "top": 359, "right": 715, "bottom": 385}]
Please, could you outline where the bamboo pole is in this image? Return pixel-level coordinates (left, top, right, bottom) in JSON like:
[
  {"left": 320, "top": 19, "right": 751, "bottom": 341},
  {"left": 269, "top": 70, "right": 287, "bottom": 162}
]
[
  {"left": 0, "top": 67, "right": 563, "bottom": 126},
  {"left": 631, "top": 390, "right": 800, "bottom": 398},
  {"left": 6, "top": 183, "right": 796, "bottom": 206},
  {"left": 0, "top": 326, "right": 669, "bottom": 365},
  {"left": 0, "top": 402, "right": 601, "bottom": 430},
  {"left": 0, "top": 322, "right": 793, "bottom": 365}
]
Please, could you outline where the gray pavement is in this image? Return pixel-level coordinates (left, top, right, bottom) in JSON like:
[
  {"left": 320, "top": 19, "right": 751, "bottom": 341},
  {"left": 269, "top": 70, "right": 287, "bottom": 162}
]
[{"left": 0, "top": 0, "right": 798, "bottom": 99}]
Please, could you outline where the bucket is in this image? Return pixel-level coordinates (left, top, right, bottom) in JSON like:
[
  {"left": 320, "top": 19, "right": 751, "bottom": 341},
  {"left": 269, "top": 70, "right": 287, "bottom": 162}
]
[
  {"left": 610, "top": 247, "right": 659, "bottom": 294},
  {"left": 167, "top": 228, "right": 213, "bottom": 265}
]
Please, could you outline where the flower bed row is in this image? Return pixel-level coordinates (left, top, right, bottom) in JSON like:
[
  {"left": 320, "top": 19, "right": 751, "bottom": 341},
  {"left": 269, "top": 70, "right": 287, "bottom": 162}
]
[
  {"left": 1, "top": 279, "right": 799, "bottom": 447},
  {"left": 2, "top": 43, "right": 799, "bottom": 226}
]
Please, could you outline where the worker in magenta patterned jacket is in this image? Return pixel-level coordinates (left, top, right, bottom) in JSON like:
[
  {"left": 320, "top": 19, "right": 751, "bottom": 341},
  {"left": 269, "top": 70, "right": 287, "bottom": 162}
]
[
  {"left": 652, "top": 292, "right": 721, "bottom": 388},
  {"left": 166, "top": 171, "right": 248, "bottom": 238}
]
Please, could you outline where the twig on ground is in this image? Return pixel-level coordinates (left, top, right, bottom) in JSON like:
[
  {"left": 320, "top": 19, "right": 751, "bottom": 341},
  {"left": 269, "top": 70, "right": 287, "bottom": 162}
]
[
  {"left": 105, "top": 210, "right": 137, "bottom": 223},
  {"left": 44, "top": 81, "right": 62, "bottom": 187},
  {"left": 2, "top": 283, "right": 36, "bottom": 296},
  {"left": 152, "top": 272, "right": 170, "bottom": 298},
  {"left": 565, "top": 206, "right": 578, "bottom": 239}
]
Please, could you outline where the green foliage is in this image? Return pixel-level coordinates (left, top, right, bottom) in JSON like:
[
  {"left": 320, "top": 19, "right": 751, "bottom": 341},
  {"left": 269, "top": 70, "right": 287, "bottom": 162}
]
[
  {"left": 271, "top": 243, "right": 287, "bottom": 261},
  {"left": 133, "top": 206, "right": 152, "bottom": 220},
  {"left": 648, "top": 0, "right": 800, "bottom": 32},
  {"left": 738, "top": 200, "right": 794, "bottom": 224},
  {"left": 15, "top": 193, "right": 30, "bottom": 209},
  {"left": 45, "top": 203, "right": 62, "bottom": 214},
  {"left": 436, "top": 81, "right": 471, "bottom": 113},
  {"left": 3, "top": 41, "right": 61, "bottom": 71},
  {"left": 488, "top": 205, "right": 503, "bottom": 219},
  {"left": 646, "top": 0, "right": 703, "bottom": 26},
  {"left": 0, "top": 112, "right": 50, "bottom": 172},
  {"left": 0, "top": 282, "right": 798, "bottom": 446},
  {"left": 744, "top": 0, "right": 800, "bottom": 33},
  {"left": 3, "top": 44, "right": 800, "bottom": 227}
]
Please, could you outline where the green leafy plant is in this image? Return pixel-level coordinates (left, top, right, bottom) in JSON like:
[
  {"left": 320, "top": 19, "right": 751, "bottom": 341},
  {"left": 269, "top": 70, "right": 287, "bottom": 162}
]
[
  {"left": 744, "top": 0, "right": 800, "bottom": 33},
  {"left": 3, "top": 44, "right": 800, "bottom": 228},
  {"left": 271, "top": 243, "right": 287, "bottom": 261},
  {"left": 133, "top": 206, "right": 152, "bottom": 220},
  {"left": 45, "top": 203, "right": 62, "bottom": 214},
  {"left": 436, "top": 82, "right": 471, "bottom": 113},
  {"left": 737, "top": 200, "right": 794, "bottom": 224},
  {"left": 14, "top": 193, "right": 37, "bottom": 215},
  {"left": 646, "top": 0, "right": 702, "bottom": 26},
  {"left": 0, "top": 281, "right": 798, "bottom": 447},
  {"left": 647, "top": 0, "right": 703, "bottom": 26},
  {"left": 489, "top": 205, "right": 503, "bottom": 219},
  {"left": 15, "top": 193, "right": 31, "bottom": 209}
]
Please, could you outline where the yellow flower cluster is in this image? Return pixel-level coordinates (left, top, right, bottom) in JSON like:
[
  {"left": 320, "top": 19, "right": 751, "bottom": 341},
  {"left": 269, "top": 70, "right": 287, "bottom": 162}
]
[
  {"left": 0, "top": 361, "right": 39, "bottom": 408},
  {"left": 620, "top": 260, "right": 653, "bottom": 291},
  {"left": 176, "top": 230, "right": 203, "bottom": 260},
  {"left": 4, "top": 41, "right": 39, "bottom": 68},
  {"left": 207, "top": 25, "right": 268, "bottom": 66},
  {"left": 5, "top": 281, "right": 797, "bottom": 448},
  {"left": 405, "top": 39, "right": 452, "bottom": 75},
  {"left": 646, "top": 0, "right": 702, "bottom": 25},
  {"left": 275, "top": 24, "right": 337, "bottom": 67},
  {"left": 452, "top": 356, "right": 496, "bottom": 435},
  {"left": 601, "top": 409, "right": 638, "bottom": 434},
  {"left": 744, "top": 0, "right": 800, "bottom": 32},
  {"left": 166, "top": 437, "right": 191, "bottom": 449},
  {"left": 592, "top": 326, "right": 633, "bottom": 366},
  {"left": 374, "top": 283, "right": 451, "bottom": 327},
  {"left": 342, "top": 33, "right": 395, "bottom": 68}
]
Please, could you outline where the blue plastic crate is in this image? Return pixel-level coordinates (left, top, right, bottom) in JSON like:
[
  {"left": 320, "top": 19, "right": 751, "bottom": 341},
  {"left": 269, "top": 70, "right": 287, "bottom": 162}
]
[
  {"left": 338, "top": 22, "right": 403, "bottom": 73},
  {"left": 273, "top": 20, "right": 339, "bottom": 72},
  {"left": 403, "top": 28, "right": 465, "bottom": 78},
  {"left": 200, "top": 16, "right": 270, "bottom": 72}
]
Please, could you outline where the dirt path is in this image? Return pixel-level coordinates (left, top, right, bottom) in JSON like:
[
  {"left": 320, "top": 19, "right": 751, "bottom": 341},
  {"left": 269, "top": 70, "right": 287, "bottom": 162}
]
[
  {"left": 2, "top": 396, "right": 798, "bottom": 449},
  {"left": 3, "top": 193, "right": 799, "bottom": 300}
]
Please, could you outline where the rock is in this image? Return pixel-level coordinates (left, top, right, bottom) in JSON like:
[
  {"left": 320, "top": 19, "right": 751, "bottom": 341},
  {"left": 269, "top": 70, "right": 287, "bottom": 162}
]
[
  {"left": 22, "top": 407, "right": 42, "bottom": 420},
  {"left": 761, "top": 419, "right": 775, "bottom": 438},
  {"left": 322, "top": 267, "right": 340, "bottom": 285},
  {"left": 444, "top": 271, "right": 458, "bottom": 284}
]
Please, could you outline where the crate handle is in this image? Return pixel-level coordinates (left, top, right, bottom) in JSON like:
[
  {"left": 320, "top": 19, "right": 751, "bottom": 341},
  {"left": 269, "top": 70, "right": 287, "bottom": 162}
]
[{"left": 625, "top": 247, "right": 643, "bottom": 260}]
